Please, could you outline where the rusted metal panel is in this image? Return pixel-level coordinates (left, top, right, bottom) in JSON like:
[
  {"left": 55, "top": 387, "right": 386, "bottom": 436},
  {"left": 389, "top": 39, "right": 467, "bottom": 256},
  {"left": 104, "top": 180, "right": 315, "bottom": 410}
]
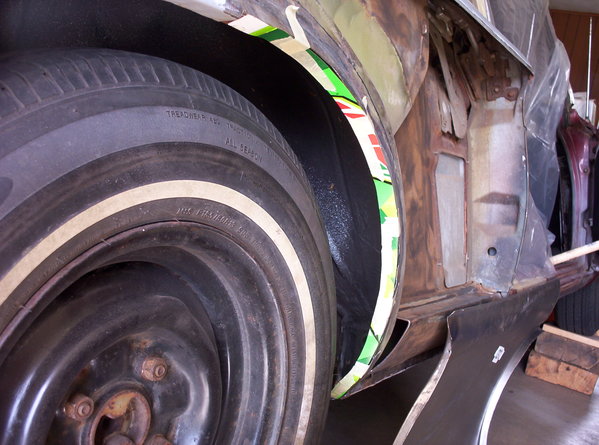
[
  {"left": 394, "top": 69, "right": 445, "bottom": 300},
  {"left": 467, "top": 71, "right": 527, "bottom": 293},
  {"left": 365, "top": 0, "right": 430, "bottom": 107},
  {"left": 555, "top": 259, "right": 595, "bottom": 296},
  {"left": 449, "top": 0, "right": 532, "bottom": 72},
  {"left": 394, "top": 65, "right": 469, "bottom": 299}
]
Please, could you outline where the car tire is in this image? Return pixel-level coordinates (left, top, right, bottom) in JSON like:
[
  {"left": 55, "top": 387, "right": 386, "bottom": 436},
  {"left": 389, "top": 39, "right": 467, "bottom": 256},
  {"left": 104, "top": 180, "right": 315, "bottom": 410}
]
[
  {"left": 555, "top": 279, "right": 599, "bottom": 336},
  {"left": 0, "top": 48, "right": 335, "bottom": 444}
]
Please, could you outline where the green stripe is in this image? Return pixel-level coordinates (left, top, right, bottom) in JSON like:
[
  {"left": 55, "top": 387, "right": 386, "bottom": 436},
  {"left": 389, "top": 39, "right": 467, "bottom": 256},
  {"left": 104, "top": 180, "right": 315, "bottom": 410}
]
[
  {"left": 374, "top": 180, "right": 393, "bottom": 207},
  {"left": 250, "top": 25, "right": 277, "bottom": 37},
  {"left": 357, "top": 331, "right": 379, "bottom": 364},
  {"left": 307, "top": 50, "right": 356, "bottom": 102},
  {"left": 259, "top": 29, "right": 290, "bottom": 42}
]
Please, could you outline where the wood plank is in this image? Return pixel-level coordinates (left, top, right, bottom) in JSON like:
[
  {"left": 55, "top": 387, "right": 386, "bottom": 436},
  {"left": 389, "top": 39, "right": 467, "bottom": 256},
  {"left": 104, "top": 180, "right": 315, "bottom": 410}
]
[
  {"left": 549, "top": 10, "right": 568, "bottom": 39},
  {"left": 534, "top": 331, "right": 599, "bottom": 372},
  {"left": 550, "top": 9, "right": 599, "bottom": 120},
  {"left": 551, "top": 10, "right": 599, "bottom": 19},
  {"left": 526, "top": 351, "right": 598, "bottom": 395},
  {"left": 542, "top": 324, "right": 599, "bottom": 348},
  {"left": 571, "top": 15, "right": 587, "bottom": 94}
]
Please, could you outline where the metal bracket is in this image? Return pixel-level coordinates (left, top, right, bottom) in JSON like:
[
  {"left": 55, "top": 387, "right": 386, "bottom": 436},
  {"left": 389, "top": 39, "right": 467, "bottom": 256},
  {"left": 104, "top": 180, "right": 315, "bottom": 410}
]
[
  {"left": 484, "top": 76, "right": 518, "bottom": 101},
  {"left": 394, "top": 279, "right": 560, "bottom": 445}
]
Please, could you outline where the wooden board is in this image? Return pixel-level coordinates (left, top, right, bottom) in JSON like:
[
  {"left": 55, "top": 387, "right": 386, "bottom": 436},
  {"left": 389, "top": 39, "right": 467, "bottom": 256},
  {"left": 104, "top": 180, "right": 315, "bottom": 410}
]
[
  {"left": 542, "top": 324, "right": 599, "bottom": 349},
  {"left": 525, "top": 350, "right": 598, "bottom": 395},
  {"left": 535, "top": 331, "right": 599, "bottom": 373}
]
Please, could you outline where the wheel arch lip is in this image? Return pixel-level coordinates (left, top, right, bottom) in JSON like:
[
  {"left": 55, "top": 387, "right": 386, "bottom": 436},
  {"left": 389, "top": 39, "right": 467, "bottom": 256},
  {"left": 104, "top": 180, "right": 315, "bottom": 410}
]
[{"left": 159, "top": 0, "right": 415, "bottom": 396}]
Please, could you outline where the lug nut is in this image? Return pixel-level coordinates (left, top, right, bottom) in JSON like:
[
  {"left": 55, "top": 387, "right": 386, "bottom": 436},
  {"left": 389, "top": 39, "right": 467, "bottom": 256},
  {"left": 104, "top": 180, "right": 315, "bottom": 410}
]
[
  {"left": 64, "top": 393, "right": 94, "bottom": 421},
  {"left": 140, "top": 356, "right": 168, "bottom": 381},
  {"left": 146, "top": 435, "right": 172, "bottom": 445}
]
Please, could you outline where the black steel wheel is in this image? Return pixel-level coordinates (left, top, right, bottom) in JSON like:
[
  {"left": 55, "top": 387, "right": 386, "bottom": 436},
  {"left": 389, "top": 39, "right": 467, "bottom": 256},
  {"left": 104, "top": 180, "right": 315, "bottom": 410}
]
[{"left": 0, "top": 49, "right": 335, "bottom": 444}]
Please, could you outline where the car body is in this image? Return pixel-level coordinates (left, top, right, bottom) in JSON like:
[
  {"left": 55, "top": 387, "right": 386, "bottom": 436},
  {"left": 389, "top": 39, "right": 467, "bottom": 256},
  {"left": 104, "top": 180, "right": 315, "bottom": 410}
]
[{"left": 0, "top": 0, "right": 588, "bottom": 443}]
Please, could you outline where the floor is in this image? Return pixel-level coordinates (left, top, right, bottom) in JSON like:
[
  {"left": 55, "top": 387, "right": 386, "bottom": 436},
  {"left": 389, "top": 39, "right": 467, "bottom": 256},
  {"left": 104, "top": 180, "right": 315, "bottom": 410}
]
[{"left": 322, "top": 355, "right": 599, "bottom": 444}]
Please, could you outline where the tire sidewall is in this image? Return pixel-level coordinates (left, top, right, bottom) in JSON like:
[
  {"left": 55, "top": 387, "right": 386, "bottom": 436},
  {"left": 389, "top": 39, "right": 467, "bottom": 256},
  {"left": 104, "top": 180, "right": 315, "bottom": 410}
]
[{"left": 0, "top": 51, "right": 334, "bottom": 444}]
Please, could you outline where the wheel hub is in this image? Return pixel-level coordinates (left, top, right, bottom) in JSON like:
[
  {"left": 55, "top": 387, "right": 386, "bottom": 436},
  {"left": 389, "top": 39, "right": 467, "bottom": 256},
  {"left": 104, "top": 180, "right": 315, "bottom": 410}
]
[{"left": 87, "top": 390, "right": 152, "bottom": 445}]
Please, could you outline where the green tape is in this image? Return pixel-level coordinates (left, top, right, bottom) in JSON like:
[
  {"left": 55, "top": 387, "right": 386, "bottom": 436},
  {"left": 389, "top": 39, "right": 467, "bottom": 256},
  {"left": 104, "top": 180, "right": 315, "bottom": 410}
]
[
  {"left": 307, "top": 50, "right": 356, "bottom": 101},
  {"left": 258, "top": 28, "right": 290, "bottom": 42},
  {"left": 357, "top": 331, "right": 379, "bottom": 364}
]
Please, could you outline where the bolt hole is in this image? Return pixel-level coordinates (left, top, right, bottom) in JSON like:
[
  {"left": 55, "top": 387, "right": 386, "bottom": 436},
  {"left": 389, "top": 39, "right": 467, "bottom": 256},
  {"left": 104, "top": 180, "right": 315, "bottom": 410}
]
[{"left": 488, "top": 247, "right": 497, "bottom": 256}]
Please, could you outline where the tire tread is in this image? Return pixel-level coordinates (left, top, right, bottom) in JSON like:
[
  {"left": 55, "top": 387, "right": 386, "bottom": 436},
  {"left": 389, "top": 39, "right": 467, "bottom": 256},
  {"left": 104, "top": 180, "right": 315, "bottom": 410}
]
[
  {"left": 556, "top": 279, "right": 599, "bottom": 336},
  {"left": 0, "top": 49, "right": 309, "bottom": 187}
]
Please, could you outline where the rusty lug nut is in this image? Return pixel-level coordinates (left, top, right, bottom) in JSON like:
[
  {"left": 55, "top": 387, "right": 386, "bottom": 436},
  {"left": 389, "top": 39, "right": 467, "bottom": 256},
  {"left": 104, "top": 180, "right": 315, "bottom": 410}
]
[
  {"left": 104, "top": 433, "right": 134, "bottom": 445},
  {"left": 64, "top": 393, "right": 94, "bottom": 421},
  {"left": 145, "top": 435, "right": 172, "bottom": 445},
  {"left": 141, "top": 356, "right": 168, "bottom": 381}
]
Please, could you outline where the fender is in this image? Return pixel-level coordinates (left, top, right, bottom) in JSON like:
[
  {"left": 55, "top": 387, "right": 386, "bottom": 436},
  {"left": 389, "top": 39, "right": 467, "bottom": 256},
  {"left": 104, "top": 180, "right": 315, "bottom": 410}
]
[
  {"left": 164, "top": 0, "right": 539, "bottom": 397},
  {"left": 219, "top": 0, "right": 430, "bottom": 397}
]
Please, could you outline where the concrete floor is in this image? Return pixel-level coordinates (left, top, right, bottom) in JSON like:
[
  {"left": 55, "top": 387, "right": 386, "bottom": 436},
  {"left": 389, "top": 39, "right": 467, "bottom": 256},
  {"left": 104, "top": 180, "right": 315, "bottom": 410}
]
[{"left": 323, "top": 355, "right": 599, "bottom": 444}]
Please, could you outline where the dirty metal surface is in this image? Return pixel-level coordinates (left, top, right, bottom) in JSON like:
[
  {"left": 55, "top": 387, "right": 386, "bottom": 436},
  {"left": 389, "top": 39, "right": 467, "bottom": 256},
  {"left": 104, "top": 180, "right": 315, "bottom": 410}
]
[
  {"left": 393, "top": 278, "right": 560, "bottom": 445},
  {"left": 467, "top": 79, "right": 527, "bottom": 293},
  {"left": 394, "top": 68, "right": 469, "bottom": 301},
  {"left": 364, "top": 0, "right": 429, "bottom": 106},
  {"left": 555, "top": 259, "right": 594, "bottom": 296},
  {"left": 394, "top": 69, "right": 446, "bottom": 300},
  {"left": 346, "top": 284, "right": 495, "bottom": 396}
]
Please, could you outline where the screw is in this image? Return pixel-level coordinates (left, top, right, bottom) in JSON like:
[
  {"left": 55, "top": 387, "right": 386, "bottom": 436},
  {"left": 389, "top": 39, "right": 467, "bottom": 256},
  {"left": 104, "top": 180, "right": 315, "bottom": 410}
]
[
  {"left": 64, "top": 393, "right": 94, "bottom": 421},
  {"left": 104, "top": 433, "right": 134, "bottom": 445},
  {"left": 146, "top": 435, "right": 172, "bottom": 445},
  {"left": 141, "top": 356, "right": 168, "bottom": 382}
]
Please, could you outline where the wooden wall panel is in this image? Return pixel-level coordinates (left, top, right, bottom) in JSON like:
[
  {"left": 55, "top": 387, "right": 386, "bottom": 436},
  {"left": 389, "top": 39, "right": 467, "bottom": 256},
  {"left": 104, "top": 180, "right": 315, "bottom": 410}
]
[{"left": 550, "top": 9, "right": 599, "bottom": 115}]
